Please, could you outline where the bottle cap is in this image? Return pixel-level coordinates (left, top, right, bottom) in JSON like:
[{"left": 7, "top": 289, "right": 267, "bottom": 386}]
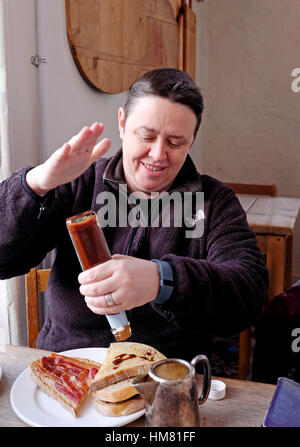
[{"left": 208, "top": 379, "right": 226, "bottom": 400}]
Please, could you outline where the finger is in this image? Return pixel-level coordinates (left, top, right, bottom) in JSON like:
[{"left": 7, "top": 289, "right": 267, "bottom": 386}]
[
  {"left": 71, "top": 125, "right": 107, "bottom": 160},
  {"left": 68, "top": 126, "right": 93, "bottom": 148},
  {"left": 84, "top": 293, "right": 124, "bottom": 314},
  {"left": 49, "top": 142, "right": 71, "bottom": 165},
  {"left": 79, "top": 276, "right": 116, "bottom": 297},
  {"left": 59, "top": 124, "right": 106, "bottom": 164},
  {"left": 78, "top": 260, "right": 113, "bottom": 285},
  {"left": 88, "top": 123, "right": 106, "bottom": 145},
  {"left": 58, "top": 143, "right": 73, "bottom": 163},
  {"left": 85, "top": 301, "right": 124, "bottom": 316},
  {"left": 89, "top": 122, "right": 104, "bottom": 136},
  {"left": 90, "top": 138, "right": 111, "bottom": 162},
  {"left": 68, "top": 124, "right": 100, "bottom": 154},
  {"left": 84, "top": 293, "right": 118, "bottom": 309}
]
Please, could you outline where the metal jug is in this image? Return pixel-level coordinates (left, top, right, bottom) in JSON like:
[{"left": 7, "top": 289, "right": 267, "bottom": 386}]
[{"left": 132, "top": 355, "right": 211, "bottom": 427}]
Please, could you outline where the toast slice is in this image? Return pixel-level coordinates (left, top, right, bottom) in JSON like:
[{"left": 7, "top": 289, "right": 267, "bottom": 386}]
[
  {"left": 30, "top": 353, "right": 101, "bottom": 417},
  {"left": 93, "top": 378, "right": 137, "bottom": 403},
  {"left": 91, "top": 342, "right": 166, "bottom": 393},
  {"left": 92, "top": 377, "right": 143, "bottom": 417},
  {"left": 93, "top": 394, "right": 144, "bottom": 417}
]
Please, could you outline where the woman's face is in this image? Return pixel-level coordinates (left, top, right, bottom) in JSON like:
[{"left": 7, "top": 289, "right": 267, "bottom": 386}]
[{"left": 118, "top": 95, "right": 197, "bottom": 196}]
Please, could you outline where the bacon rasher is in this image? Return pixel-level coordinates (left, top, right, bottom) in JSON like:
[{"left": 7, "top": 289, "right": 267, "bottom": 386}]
[{"left": 30, "top": 353, "right": 101, "bottom": 416}]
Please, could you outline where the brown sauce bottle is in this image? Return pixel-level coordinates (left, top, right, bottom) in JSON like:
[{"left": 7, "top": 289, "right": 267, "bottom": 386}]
[{"left": 66, "top": 210, "right": 131, "bottom": 341}]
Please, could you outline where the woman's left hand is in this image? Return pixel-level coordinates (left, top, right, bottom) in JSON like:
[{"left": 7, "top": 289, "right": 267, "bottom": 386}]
[{"left": 78, "top": 254, "right": 160, "bottom": 315}]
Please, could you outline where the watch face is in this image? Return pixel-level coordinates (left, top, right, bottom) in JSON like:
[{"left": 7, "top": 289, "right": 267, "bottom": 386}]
[{"left": 163, "top": 278, "right": 174, "bottom": 287}]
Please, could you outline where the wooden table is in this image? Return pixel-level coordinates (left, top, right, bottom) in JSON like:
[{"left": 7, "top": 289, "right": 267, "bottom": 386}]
[
  {"left": 237, "top": 194, "right": 300, "bottom": 300},
  {"left": 236, "top": 195, "right": 300, "bottom": 380},
  {"left": 236, "top": 195, "right": 300, "bottom": 379},
  {"left": 0, "top": 344, "right": 276, "bottom": 427}
]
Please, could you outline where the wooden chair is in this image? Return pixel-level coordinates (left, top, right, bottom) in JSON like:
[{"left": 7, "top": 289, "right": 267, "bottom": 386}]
[
  {"left": 225, "top": 182, "right": 278, "bottom": 197},
  {"left": 225, "top": 182, "right": 278, "bottom": 379},
  {"left": 25, "top": 268, "right": 51, "bottom": 348}
]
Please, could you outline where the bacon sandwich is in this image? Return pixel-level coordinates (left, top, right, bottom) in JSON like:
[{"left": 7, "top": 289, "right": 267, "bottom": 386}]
[{"left": 30, "top": 353, "right": 101, "bottom": 417}]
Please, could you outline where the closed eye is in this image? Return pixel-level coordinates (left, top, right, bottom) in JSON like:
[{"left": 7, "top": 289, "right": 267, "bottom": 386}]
[
  {"left": 136, "top": 128, "right": 155, "bottom": 141},
  {"left": 168, "top": 140, "right": 184, "bottom": 147},
  {"left": 141, "top": 135, "right": 155, "bottom": 141}
]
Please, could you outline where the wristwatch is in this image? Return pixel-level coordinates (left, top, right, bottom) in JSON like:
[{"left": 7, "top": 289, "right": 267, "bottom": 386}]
[{"left": 152, "top": 259, "right": 174, "bottom": 304}]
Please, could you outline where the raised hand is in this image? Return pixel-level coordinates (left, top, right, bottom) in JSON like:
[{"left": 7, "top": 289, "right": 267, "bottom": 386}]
[{"left": 26, "top": 122, "right": 111, "bottom": 196}]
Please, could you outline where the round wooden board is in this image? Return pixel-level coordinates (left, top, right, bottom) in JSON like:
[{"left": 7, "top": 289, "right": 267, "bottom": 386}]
[{"left": 66, "top": 0, "right": 179, "bottom": 94}]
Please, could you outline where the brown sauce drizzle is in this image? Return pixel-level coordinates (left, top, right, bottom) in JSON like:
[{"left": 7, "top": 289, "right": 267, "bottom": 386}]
[{"left": 112, "top": 351, "right": 155, "bottom": 369}]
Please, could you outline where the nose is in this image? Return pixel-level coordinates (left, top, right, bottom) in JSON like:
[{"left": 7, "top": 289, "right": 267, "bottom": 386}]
[{"left": 148, "top": 138, "right": 167, "bottom": 161}]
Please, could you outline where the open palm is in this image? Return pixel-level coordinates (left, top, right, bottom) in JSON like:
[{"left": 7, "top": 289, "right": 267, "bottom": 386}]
[{"left": 26, "top": 122, "right": 111, "bottom": 195}]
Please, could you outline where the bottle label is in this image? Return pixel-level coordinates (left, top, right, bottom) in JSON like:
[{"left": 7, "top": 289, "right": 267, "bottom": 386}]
[{"left": 106, "top": 312, "right": 128, "bottom": 329}]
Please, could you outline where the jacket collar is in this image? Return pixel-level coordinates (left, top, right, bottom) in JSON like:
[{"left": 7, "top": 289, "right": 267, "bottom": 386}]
[{"left": 103, "top": 148, "right": 202, "bottom": 193}]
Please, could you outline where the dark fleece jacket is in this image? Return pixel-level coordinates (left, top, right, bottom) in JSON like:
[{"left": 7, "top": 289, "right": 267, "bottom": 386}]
[{"left": 0, "top": 150, "right": 268, "bottom": 360}]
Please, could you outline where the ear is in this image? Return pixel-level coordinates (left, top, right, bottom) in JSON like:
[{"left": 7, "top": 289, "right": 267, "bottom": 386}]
[{"left": 118, "top": 107, "right": 125, "bottom": 139}]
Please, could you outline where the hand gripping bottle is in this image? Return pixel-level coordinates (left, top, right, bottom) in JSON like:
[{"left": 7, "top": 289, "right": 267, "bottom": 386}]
[{"left": 66, "top": 210, "right": 131, "bottom": 341}]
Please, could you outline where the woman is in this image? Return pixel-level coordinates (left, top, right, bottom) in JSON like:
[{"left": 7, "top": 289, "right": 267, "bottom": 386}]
[{"left": 0, "top": 68, "right": 268, "bottom": 360}]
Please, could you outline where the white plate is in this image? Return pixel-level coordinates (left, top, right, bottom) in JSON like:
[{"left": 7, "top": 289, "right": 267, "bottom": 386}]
[
  {"left": 10, "top": 347, "right": 145, "bottom": 427},
  {"left": 0, "top": 365, "right": 2, "bottom": 380}
]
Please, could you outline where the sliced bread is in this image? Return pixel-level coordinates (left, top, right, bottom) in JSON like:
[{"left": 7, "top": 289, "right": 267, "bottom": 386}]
[
  {"left": 30, "top": 353, "right": 101, "bottom": 417},
  {"left": 93, "top": 395, "right": 145, "bottom": 417},
  {"left": 91, "top": 342, "right": 166, "bottom": 392},
  {"left": 93, "top": 378, "right": 137, "bottom": 403}
]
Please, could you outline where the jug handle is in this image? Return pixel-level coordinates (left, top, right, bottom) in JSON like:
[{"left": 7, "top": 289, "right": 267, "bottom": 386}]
[{"left": 191, "top": 354, "right": 211, "bottom": 404}]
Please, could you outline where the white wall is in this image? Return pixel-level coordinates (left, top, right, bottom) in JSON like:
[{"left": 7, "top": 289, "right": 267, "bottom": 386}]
[
  {"left": 4, "top": 0, "right": 38, "bottom": 170},
  {"left": 35, "top": 0, "right": 127, "bottom": 163},
  {"left": 193, "top": 0, "right": 300, "bottom": 281},
  {"left": 6, "top": 0, "right": 126, "bottom": 174}
]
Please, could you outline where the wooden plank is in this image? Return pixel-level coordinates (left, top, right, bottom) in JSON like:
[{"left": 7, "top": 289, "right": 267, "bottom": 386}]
[
  {"left": 168, "top": 0, "right": 182, "bottom": 17},
  {"left": 66, "top": 0, "right": 179, "bottom": 93},
  {"left": 250, "top": 197, "right": 300, "bottom": 219},
  {"left": 25, "top": 269, "right": 39, "bottom": 349},
  {"left": 238, "top": 328, "right": 252, "bottom": 380},
  {"left": 177, "top": 3, "right": 184, "bottom": 70},
  {"left": 197, "top": 375, "right": 275, "bottom": 427},
  {"left": 247, "top": 197, "right": 300, "bottom": 235},
  {"left": 0, "top": 345, "right": 51, "bottom": 427},
  {"left": 284, "top": 234, "right": 293, "bottom": 290},
  {"left": 183, "top": 3, "right": 196, "bottom": 79},
  {"left": 256, "top": 234, "right": 286, "bottom": 300},
  {"left": 37, "top": 269, "right": 50, "bottom": 292},
  {"left": 248, "top": 216, "right": 297, "bottom": 235},
  {"left": 226, "top": 183, "right": 277, "bottom": 197},
  {"left": 236, "top": 194, "right": 257, "bottom": 213},
  {"left": 25, "top": 269, "right": 50, "bottom": 348}
]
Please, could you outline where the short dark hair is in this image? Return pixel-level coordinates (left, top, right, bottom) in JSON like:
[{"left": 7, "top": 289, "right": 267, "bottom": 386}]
[{"left": 124, "top": 68, "right": 204, "bottom": 138}]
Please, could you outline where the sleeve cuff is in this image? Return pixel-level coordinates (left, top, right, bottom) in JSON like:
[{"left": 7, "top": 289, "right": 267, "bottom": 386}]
[{"left": 21, "top": 167, "right": 55, "bottom": 219}]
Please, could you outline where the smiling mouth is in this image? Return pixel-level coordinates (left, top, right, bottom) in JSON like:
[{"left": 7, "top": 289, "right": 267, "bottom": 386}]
[{"left": 142, "top": 162, "right": 165, "bottom": 172}]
